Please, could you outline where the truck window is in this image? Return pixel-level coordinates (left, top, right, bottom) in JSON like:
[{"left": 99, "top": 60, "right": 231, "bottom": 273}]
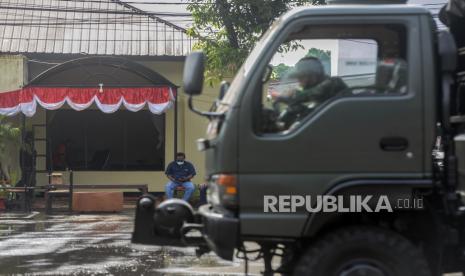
[{"left": 258, "top": 25, "right": 407, "bottom": 134}]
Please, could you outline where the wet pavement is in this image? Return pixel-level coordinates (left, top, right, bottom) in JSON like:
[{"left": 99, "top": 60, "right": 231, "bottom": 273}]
[
  {"left": 3, "top": 209, "right": 461, "bottom": 276},
  {"left": 0, "top": 210, "right": 264, "bottom": 276}
]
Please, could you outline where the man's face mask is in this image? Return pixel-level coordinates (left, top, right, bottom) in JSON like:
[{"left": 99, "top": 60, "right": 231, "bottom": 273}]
[{"left": 176, "top": 159, "right": 185, "bottom": 165}]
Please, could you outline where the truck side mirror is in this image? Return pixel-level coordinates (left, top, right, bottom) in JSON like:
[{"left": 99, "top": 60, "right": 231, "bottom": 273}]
[
  {"left": 184, "top": 52, "right": 224, "bottom": 119},
  {"left": 183, "top": 52, "right": 205, "bottom": 96}
]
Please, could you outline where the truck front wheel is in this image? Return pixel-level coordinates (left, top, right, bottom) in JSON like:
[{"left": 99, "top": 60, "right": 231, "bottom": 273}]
[{"left": 293, "top": 226, "right": 431, "bottom": 276}]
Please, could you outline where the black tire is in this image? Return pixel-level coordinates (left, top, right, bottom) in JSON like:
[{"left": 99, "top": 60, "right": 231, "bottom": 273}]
[{"left": 293, "top": 226, "right": 431, "bottom": 276}]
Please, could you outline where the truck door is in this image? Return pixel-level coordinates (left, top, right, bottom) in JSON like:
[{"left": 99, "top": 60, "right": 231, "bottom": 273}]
[{"left": 237, "top": 19, "right": 425, "bottom": 237}]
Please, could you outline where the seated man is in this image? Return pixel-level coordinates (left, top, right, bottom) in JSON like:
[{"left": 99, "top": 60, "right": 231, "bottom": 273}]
[
  {"left": 165, "top": 152, "right": 196, "bottom": 201},
  {"left": 276, "top": 57, "right": 347, "bottom": 128}
]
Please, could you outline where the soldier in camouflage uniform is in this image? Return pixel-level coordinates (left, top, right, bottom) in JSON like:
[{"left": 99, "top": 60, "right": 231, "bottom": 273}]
[{"left": 278, "top": 57, "right": 347, "bottom": 129}]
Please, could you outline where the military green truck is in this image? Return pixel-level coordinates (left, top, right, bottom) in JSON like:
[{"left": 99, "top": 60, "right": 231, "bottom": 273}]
[{"left": 132, "top": 1, "right": 465, "bottom": 275}]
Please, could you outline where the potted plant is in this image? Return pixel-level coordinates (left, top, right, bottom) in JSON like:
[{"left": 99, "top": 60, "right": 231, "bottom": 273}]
[{"left": 0, "top": 115, "right": 21, "bottom": 210}]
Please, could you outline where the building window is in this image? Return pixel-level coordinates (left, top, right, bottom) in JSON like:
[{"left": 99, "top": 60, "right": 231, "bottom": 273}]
[{"left": 46, "top": 109, "right": 165, "bottom": 171}]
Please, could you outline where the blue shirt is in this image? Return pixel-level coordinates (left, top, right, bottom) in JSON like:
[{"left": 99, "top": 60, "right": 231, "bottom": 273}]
[{"left": 165, "top": 161, "right": 196, "bottom": 181}]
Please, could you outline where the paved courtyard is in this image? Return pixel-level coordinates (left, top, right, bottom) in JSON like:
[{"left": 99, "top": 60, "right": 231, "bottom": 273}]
[
  {"left": 0, "top": 209, "right": 266, "bottom": 275},
  {"left": 1, "top": 208, "right": 464, "bottom": 276}
]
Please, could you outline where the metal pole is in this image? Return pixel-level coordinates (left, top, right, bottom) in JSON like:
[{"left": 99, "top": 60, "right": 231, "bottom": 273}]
[
  {"left": 174, "top": 88, "right": 178, "bottom": 160},
  {"left": 68, "top": 170, "right": 73, "bottom": 213},
  {"left": 21, "top": 113, "right": 26, "bottom": 176},
  {"left": 21, "top": 114, "right": 28, "bottom": 212}
]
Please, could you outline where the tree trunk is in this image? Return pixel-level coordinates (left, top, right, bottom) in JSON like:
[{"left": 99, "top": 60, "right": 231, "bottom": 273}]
[{"left": 216, "top": 0, "right": 240, "bottom": 48}]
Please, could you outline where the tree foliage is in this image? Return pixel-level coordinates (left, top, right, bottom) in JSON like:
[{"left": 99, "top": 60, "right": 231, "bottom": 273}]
[
  {"left": 306, "top": 47, "right": 331, "bottom": 60},
  {"left": 187, "top": 0, "right": 325, "bottom": 84},
  {"left": 272, "top": 63, "right": 292, "bottom": 80},
  {"left": 0, "top": 116, "right": 20, "bottom": 156}
]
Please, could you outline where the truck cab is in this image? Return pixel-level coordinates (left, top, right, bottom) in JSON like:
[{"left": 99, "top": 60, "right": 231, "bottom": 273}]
[{"left": 133, "top": 2, "right": 465, "bottom": 275}]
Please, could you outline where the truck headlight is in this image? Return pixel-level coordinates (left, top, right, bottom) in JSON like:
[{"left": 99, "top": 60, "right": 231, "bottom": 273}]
[{"left": 207, "top": 174, "right": 237, "bottom": 209}]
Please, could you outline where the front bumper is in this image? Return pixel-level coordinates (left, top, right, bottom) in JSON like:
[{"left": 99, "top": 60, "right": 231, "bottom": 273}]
[
  {"left": 131, "top": 197, "right": 239, "bottom": 261},
  {"left": 197, "top": 204, "right": 239, "bottom": 260}
]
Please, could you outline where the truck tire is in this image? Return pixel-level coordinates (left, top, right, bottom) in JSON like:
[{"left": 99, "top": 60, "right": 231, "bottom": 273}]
[{"left": 293, "top": 226, "right": 431, "bottom": 276}]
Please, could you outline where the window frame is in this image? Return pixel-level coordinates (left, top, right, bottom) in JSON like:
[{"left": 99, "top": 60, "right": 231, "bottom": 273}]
[{"left": 250, "top": 18, "right": 412, "bottom": 137}]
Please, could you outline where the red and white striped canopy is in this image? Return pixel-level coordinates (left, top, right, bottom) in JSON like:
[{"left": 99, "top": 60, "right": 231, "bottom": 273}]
[{"left": 0, "top": 86, "right": 175, "bottom": 117}]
